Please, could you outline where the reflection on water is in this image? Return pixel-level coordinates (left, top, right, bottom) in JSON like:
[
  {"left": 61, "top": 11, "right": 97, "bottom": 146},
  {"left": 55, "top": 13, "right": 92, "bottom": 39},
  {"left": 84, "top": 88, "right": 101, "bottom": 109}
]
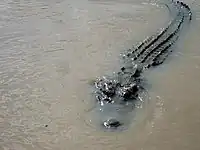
[{"left": 0, "top": 0, "right": 200, "bottom": 150}]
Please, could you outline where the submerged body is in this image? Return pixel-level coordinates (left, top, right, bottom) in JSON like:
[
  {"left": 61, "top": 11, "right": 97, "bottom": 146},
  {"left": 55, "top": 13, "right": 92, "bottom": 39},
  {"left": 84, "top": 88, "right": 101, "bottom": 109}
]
[{"left": 92, "top": 0, "right": 192, "bottom": 129}]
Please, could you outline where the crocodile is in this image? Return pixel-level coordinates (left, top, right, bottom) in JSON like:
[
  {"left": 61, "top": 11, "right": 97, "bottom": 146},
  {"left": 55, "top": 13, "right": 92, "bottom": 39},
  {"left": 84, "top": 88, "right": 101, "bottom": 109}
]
[{"left": 92, "top": 0, "right": 192, "bottom": 130}]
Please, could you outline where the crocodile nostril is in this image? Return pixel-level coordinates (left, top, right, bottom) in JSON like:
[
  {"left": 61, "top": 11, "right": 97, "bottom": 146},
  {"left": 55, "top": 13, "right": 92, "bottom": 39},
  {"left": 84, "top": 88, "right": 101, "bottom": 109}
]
[{"left": 102, "top": 118, "right": 122, "bottom": 129}]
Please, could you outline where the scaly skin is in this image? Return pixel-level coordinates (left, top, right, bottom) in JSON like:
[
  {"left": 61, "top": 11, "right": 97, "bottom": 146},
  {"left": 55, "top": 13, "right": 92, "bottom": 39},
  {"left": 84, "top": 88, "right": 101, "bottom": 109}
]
[{"left": 92, "top": 1, "right": 192, "bottom": 130}]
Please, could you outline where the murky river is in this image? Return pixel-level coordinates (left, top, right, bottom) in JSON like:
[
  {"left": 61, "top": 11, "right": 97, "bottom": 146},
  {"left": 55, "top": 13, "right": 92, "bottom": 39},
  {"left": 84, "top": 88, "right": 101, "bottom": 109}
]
[{"left": 1, "top": 0, "right": 200, "bottom": 150}]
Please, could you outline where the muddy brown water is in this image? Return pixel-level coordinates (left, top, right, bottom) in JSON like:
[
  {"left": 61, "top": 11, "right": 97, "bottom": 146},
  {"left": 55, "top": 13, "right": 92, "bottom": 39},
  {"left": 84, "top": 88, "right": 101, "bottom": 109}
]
[{"left": 1, "top": 0, "right": 200, "bottom": 150}]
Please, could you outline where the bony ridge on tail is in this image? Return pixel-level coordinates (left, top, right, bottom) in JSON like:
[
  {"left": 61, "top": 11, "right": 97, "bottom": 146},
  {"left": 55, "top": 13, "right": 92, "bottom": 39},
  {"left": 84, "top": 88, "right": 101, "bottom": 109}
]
[{"left": 92, "top": 0, "right": 192, "bottom": 130}]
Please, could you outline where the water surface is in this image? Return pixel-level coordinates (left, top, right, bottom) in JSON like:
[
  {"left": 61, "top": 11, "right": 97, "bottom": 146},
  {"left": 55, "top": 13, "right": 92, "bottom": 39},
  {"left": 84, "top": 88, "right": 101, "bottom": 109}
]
[{"left": 1, "top": 0, "right": 200, "bottom": 150}]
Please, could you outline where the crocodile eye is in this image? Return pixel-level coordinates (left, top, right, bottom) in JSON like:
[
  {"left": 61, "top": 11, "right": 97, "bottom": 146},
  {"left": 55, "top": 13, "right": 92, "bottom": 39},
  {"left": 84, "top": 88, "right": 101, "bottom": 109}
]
[
  {"left": 119, "top": 83, "right": 139, "bottom": 100},
  {"left": 127, "top": 53, "right": 131, "bottom": 57},
  {"left": 121, "top": 67, "right": 125, "bottom": 71}
]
